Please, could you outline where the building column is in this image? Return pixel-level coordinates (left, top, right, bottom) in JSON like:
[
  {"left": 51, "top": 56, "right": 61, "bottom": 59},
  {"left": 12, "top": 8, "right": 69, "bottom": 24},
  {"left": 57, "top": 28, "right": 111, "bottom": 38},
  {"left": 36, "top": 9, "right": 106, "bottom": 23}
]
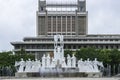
[
  {"left": 113, "top": 45, "right": 116, "bottom": 49},
  {"left": 76, "top": 45, "right": 78, "bottom": 49},
  {"left": 51, "top": 16, "right": 53, "bottom": 35},
  {"left": 75, "top": 11, "right": 78, "bottom": 36},
  {"left": 71, "top": 45, "right": 73, "bottom": 49},
  {"left": 61, "top": 16, "right": 62, "bottom": 35},
  {"left": 45, "top": 11, "right": 48, "bottom": 36},
  {"left": 108, "top": 45, "right": 111, "bottom": 49},
  {"left": 98, "top": 45, "right": 100, "bottom": 49},
  {"left": 103, "top": 45, "right": 106, "bottom": 49},
  {"left": 66, "top": 16, "right": 67, "bottom": 35},
  {"left": 118, "top": 45, "right": 120, "bottom": 50},
  {"left": 30, "top": 45, "right": 32, "bottom": 50},
  {"left": 36, "top": 12, "right": 39, "bottom": 36},
  {"left": 71, "top": 16, "right": 72, "bottom": 36},
  {"left": 56, "top": 16, "right": 58, "bottom": 34}
]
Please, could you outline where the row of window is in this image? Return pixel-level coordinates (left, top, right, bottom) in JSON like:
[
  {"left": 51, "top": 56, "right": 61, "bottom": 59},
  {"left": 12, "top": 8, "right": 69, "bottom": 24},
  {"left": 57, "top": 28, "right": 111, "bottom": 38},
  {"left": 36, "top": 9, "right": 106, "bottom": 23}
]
[
  {"left": 38, "top": 16, "right": 46, "bottom": 35},
  {"left": 47, "top": 33, "right": 76, "bottom": 35},
  {"left": 25, "top": 39, "right": 120, "bottom": 42},
  {"left": 78, "top": 16, "right": 86, "bottom": 35},
  {"left": 47, "top": 16, "right": 76, "bottom": 33},
  {"left": 38, "top": 16, "right": 87, "bottom": 35},
  {"left": 15, "top": 45, "right": 120, "bottom": 50}
]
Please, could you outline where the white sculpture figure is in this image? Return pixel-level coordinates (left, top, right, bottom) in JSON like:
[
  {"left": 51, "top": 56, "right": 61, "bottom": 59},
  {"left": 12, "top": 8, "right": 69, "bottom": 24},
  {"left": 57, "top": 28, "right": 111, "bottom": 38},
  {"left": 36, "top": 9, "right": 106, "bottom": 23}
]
[
  {"left": 78, "top": 58, "right": 85, "bottom": 72},
  {"left": 25, "top": 59, "right": 32, "bottom": 72},
  {"left": 98, "top": 62, "right": 104, "bottom": 68},
  {"left": 15, "top": 58, "right": 25, "bottom": 72},
  {"left": 42, "top": 54, "right": 46, "bottom": 68},
  {"left": 60, "top": 35, "right": 63, "bottom": 42},
  {"left": 54, "top": 35, "right": 57, "bottom": 42},
  {"left": 31, "top": 59, "right": 41, "bottom": 72},
  {"left": 46, "top": 54, "right": 50, "bottom": 67},
  {"left": 61, "top": 46, "right": 64, "bottom": 59},
  {"left": 54, "top": 35, "right": 64, "bottom": 66},
  {"left": 67, "top": 54, "right": 71, "bottom": 67},
  {"left": 61, "top": 57, "right": 67, "bottom": 67},
  {"left": 92, "top": 58, "right": 99, "bottom": 72},
  {"left": 84, "top": 58, "right": 94, "bottom": 72},
  {"left": 50, "top": 58, "right": 56, "bottom": 67},
  {"left": 71, "top": 54, "right": 76, "bottom": 67},
  {"left": 31, "top": 60, "right": 35, "bottom": 72}
]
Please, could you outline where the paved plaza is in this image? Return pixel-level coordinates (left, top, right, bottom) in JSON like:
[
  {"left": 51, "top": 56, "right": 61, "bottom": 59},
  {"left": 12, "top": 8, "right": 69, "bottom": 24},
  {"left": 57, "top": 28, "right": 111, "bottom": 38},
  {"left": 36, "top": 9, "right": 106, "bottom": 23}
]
[{"left": 0, "top": 78, "right": 120, "bottom": 80}]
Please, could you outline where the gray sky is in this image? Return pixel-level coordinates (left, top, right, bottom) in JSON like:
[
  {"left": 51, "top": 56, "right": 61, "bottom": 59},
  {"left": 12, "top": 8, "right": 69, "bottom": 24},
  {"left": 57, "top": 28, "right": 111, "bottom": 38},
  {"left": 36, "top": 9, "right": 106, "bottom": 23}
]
[{"left": 0, "top": 0, "right": 120, "bottom": 52}]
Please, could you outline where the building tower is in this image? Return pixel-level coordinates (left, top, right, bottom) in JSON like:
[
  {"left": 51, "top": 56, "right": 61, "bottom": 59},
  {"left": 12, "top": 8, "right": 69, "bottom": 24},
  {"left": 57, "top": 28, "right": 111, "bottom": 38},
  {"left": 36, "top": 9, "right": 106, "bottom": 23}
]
[{"left": 37, "top": 0, "right": 88, "bottom": 36}]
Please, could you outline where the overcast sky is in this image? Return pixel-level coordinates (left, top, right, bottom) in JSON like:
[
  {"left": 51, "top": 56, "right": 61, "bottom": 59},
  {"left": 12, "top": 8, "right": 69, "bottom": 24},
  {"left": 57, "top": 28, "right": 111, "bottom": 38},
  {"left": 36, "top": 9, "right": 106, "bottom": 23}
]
[{"left": 0, "top": 0, "right": 120, "bottom": 52}]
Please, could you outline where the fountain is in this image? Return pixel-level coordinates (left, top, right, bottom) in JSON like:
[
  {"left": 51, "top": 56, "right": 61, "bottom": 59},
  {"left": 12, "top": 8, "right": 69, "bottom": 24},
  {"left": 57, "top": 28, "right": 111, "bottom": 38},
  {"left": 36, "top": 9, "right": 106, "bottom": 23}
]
[{"left": 15, "top": 35, "right": 104, "bottom": 77}]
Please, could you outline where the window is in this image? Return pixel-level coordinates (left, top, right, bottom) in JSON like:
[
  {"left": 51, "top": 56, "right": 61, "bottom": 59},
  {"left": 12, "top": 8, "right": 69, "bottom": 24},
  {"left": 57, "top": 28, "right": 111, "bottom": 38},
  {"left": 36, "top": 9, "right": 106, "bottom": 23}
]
[
  {"left": 73, "top": 45, "right": 76, "bottom": 49},
  {"left": 48, "top": 16, "right": 51, "bottom": 32},
  {"left": 41, "top": 7, "right": 43, "bottom": 11}
]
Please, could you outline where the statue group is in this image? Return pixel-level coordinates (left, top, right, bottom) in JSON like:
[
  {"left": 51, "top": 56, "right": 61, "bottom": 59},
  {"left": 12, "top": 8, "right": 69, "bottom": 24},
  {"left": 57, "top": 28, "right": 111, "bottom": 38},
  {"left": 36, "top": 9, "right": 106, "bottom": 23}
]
[
  {"left": 15, "top": 35, "right": 104, "bottom": 74},
  {"left": 15, "top": 58, "right": 41, "bottom": 72},
  {"left": 15, "top": 57, "right": 103, "bottom": 73}
]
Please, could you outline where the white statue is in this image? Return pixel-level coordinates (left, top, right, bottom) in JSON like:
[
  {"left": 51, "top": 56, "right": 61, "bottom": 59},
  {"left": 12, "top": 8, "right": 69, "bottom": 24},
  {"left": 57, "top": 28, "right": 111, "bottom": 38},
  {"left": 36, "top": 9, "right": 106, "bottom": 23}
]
[
  {"left": 54, "top": 35, "right": 57, "bottom": 42},
  {"left": 46, "top": 54, "right": 50, "bottom": 67},
  {"left": 92, "top": 58, "right": 102, "bottom": 72},
  {"left": 54, "top": 35, "right": 64, "bottom": 65},
  {"left": 67, "top": 54, "right": 71, "bottom": 67},
  {"left": 51, "top": 58, "right": 56, "bottom": 67},
  {"left": 78, "top": 58, "right": 85, "bottom": 72},
  {"left": 31, "top": 59, "right": 41, "bottom": 72},
  {"left": 61, "top": 35, "right": 63, "bottom": 42},
  {"left": 25, "top": 59, "right": 32, "bottom": 72},
  {"left": 85, "top": 58, "right": 94, "bottom": 72},
  {"left": 71, "top": 54, "right": 76, "bottom": 67},
  {"left": 62, "top": 57, "right": 66, "bottom": 67},
  {"left": 42, "top": 54, "right": 46, "bottom": 68},
  {"left": 15, "top": 58, "right": 25, "bottom": 72}
]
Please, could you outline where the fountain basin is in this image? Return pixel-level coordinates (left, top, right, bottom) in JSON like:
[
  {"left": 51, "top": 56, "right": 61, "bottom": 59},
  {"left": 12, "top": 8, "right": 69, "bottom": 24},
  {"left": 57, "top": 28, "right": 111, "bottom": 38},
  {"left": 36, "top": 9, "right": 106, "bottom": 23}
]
[{"left": 15, "top": 67, "right": 102, "bottom": 78}]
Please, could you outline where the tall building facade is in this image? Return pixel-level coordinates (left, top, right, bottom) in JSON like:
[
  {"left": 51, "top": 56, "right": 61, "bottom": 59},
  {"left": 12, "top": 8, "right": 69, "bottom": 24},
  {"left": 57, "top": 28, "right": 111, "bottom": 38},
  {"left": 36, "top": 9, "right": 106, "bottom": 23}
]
[
  {"left": 37, "top": 0, "right": 87, "bottom": 36},
  {"left": 11, "top": 0, "right": 120, "bottom": 59}
]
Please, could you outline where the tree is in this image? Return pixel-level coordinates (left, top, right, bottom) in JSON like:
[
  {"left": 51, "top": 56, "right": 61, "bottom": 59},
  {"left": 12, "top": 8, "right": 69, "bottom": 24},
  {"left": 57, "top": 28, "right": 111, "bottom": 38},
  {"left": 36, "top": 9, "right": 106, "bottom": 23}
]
[
  {"left": 0, "top": 51, "right": 35, "bottom": 76},
  {"left": 64, "top": 50, "right": 73, "bottom": 57},
  {"left": 75, "top": 47, "right": 98, "bottom": 60},
  {"left": 109, "top": 49, "right": 120, "bottom": 65},
  {"left": 97, "top": 49, "right": 111, "bottom": 65},
  {"left": 0, "top": 51, "right": 35, "bottom": 67}
]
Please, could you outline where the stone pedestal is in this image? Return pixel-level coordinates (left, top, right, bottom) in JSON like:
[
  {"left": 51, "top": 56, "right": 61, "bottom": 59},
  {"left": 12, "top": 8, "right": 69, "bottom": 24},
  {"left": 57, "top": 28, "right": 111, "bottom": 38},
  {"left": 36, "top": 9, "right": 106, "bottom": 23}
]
[
  {"left": 15, "top": 72, "right": 102, "bottom": 78},
  {"left": 15, "top": 72, "right": 40, "bottom": 78},
  {"left": 86, "top": 72, "right": 103, "bottom": 78},
  {"left": 15, "top": 72, "right": 27, "bottom": 78}
]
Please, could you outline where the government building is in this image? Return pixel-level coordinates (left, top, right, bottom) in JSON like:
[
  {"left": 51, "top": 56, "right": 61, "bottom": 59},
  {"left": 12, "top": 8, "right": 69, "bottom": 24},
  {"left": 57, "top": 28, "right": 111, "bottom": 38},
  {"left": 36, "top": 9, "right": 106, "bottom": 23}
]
[{"left": 11, "top": 0, "right": 120, "bottom": 59}]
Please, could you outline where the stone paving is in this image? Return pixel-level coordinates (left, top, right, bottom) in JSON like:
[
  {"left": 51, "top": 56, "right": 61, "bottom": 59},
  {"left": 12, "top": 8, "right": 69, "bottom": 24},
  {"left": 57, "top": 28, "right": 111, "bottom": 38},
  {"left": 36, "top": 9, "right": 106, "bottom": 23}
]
[{"left": 0, "top": 78, "right": 120, "bottom": 80}]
